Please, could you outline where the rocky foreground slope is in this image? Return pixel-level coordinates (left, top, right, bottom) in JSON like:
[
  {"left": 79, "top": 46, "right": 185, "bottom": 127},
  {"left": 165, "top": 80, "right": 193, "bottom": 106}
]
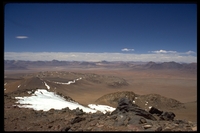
[{"left": 4, "top": 90, "right": 197, "bottom": 131}]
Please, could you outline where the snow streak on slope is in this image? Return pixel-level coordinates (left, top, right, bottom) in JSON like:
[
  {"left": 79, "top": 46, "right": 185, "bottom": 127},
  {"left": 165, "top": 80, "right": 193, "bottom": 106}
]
[
  {"left": 52, "top": 77, "right": 82, "bottom": 85},
  {"left": 4, "top": 83, "right": 6, "bottom": 91},
  {"left": 44, "top": 82, "right": 50, "bottom": 90},
  {"left": 14, "top": 89, "right": 115, "bottom": 114}
]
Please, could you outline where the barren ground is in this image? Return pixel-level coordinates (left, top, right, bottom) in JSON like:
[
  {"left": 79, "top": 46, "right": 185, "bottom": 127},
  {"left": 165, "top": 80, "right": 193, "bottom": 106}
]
[{"left": 4, "top": 67, "right": 197, "bottom": 124}]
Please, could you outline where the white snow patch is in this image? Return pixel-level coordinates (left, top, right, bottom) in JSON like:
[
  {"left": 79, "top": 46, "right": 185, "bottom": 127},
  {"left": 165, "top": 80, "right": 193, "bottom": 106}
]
[
  {"left": 18, "top": 85, "right": 21, "bottom": 88},
  {"left": 88, "top": 104, "right": 116, "bottom": 114},
  {"left": 15, "top": 89, "right": 96, "bottom": 113},
  {"left": 44, "top": 82, "right": 50, "bottom": 90},
  {"left": 14, "top": 89, "right": 111, "bottom": 113},
  {"left": 133, "top": 100, "right": 135, "bottom": 104},
  {"left": 119, "top": 115, "right": 123, "bottom": 118},
  {"left": 76, "top": 77, "right": 82, "bottom": 81},
  {"left": 4, "top": 88, "right": 6, "bottom": 91},
  {"left": 27, "top": 91, "right": 32, "bottom": 94},
  {"left": 149, "top": 106, "right": 152, "bottom": 109},
  {"left": 4, "top": 83, "right": 7, "bottom": 85}
]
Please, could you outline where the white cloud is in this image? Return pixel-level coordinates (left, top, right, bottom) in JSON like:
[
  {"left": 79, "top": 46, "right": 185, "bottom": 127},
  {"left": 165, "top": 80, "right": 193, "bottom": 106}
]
[
  {"left": 185, "top": 50, "right": 196, "bottom": 55},
  {"left": 4, "top": 52, "right": 197, "bottom": 63},
  {"left": 121, "top": 48, "right": 134, "bottom": 52},
  {"left": 15, "top": 36, "right": 28, "bottom": 39},
  {"left": 150, "top": 50, "right": 177, "bottom": 54}
]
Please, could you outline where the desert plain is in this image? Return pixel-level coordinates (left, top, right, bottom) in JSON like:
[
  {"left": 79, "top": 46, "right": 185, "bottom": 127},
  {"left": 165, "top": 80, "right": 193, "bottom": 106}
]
[{"left": 4, "top": 61, "right": 197, "bottom": 131}]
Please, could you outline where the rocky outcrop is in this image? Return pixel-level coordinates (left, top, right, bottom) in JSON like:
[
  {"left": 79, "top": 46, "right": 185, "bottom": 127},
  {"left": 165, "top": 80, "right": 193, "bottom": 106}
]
[
  {"left": 111, "top": 97, "right": 157, "bottom": 121},
  {"left": 149, "top": 106, "right": 175, "bottom": 121},
  {"left": 58, "top": 98, "right": 196, "bottom": 131},
  {"left": 4, "top": 91, "right": 197, "bottom": 131}
]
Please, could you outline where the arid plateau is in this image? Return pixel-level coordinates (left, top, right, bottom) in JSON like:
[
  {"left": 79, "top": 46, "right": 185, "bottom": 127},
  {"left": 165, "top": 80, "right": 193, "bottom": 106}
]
[{"left": 4, "top": 60, "right": 197, "bottom": 131}]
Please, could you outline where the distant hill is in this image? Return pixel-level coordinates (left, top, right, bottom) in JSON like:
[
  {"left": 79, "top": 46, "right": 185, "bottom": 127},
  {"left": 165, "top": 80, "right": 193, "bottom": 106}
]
[
  {"left": 4, "top": 60, "right": 28, "bottom": 70},
  {"left": 182, "top": 62, "right": 197, "bottom": 70},
  {"left": 79, "top": 61, "right": 96, "bottom": 66},
  {"left": 95, "top": 91, "right": 185, "bottom": 110},
  {"left": 4, "top": 65, "right": 28, "bottom": 70},
  {"left": 144, "top": 61, "right": 197, "bottom": 70},
  {"left": 4, "top": 60, "right": 197, "bottom": 71}
]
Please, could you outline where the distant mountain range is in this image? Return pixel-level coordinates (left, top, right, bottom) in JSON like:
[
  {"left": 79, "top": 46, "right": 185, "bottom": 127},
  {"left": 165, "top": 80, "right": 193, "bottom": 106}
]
[
  {"left": 144, "top": 61, "right": 197, "bottom": 70},
  {"left": 4, "top": 60, "right": 197, "bottom": 71}
]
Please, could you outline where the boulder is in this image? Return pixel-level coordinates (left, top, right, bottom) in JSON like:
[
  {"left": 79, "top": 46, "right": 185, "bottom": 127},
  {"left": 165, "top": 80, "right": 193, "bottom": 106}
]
[
  {"left": 148, "top": 106, "right": 176, "bottom": 121},
  {"left": 70, "top": 116, "right": 85, "bottom": 124},
  {"left": 149, "top": 106, "right": 163, "bottom": 116},
  {"left": 112, "top": 97, "right": 157, "bottom": 121},
  {"left": 159, "top": 112, "right": 175, "bottom": 121}
]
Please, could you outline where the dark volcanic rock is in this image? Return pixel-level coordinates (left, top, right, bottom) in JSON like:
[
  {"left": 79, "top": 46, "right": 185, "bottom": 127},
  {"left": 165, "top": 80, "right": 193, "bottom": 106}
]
[
  {"left": 149, "top": 106, "right": 176, "bottom": 121},
  {"left": 74, "top": 108, "right": 84, "bottom": 116},
  {"left": 159, "top": 112, "right": 176, "bottom": 121},
  {"left": 70, "top": 116, "right": 86, "bottom": 124},
  {"left": 118, "top": 97, "right": 134, "bottom": 107},
  {"left": 112, "top": 97, "right": 157, "bottom": 121},
  {"left": 149, "top": 106, "right": 163, "bottom": 116}
]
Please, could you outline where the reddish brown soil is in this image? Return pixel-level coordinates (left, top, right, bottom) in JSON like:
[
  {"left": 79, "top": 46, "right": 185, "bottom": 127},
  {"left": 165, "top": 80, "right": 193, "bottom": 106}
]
[{"left": 4, "top": 67, "right": 197, "bottom": 131}]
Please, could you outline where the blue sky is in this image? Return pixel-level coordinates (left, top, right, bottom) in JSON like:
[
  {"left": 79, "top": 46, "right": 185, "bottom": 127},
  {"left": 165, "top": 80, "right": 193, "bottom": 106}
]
[{"left": 4, "top": 3, "right": 197, "bottom": 62}]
